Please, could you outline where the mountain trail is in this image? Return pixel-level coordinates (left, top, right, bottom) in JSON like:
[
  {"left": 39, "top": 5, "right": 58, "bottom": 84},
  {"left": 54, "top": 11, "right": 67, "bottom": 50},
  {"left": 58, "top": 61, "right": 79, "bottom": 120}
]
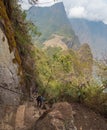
[{"left": 0, "top": 100, "right": 107, "bottom": 130}]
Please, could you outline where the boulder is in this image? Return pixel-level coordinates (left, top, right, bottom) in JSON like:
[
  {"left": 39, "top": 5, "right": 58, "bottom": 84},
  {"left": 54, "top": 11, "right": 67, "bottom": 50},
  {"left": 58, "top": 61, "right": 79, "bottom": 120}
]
[
  {"left": 33, "top": 102, "right": 77, "bottom": 130},
  {"left": 24, "top": 102, "right": 40, "bottom": 129}
]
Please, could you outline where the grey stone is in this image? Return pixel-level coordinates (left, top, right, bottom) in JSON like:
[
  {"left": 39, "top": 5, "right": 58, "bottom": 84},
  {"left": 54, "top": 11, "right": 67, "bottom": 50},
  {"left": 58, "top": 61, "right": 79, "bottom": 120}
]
[{"left": 0, "top": 28, "right": 21, "bottom": 105}]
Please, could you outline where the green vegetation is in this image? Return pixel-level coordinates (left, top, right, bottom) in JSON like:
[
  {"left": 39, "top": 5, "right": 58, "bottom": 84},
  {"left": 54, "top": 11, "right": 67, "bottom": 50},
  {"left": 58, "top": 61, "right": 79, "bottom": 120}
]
[
  {"left": 0, "top": 0, "right": 21, "bottom": 65},
  {"left": 10, "top": 1, "right": 41, "bottom": 96},
  {"left": 34, "top": 45, "right": 90, "bottom": 100},
  {"left": 1, "top": 0, "right": 107, "bottom": 118},
  {"left": 33, "top": 44, "right": 107, "bottom": 116}
]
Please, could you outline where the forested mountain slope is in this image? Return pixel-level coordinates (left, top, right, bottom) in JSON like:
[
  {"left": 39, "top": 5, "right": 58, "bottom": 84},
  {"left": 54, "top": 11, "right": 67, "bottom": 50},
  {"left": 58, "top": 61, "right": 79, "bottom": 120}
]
[{"left": 26, "top": 2, "right": 80, "bottom": 49}]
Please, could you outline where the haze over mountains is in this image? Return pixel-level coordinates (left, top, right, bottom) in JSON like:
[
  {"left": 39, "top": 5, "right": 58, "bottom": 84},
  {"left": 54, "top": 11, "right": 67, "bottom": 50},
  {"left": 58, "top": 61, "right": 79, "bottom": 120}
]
[
  {"left": 26, "top": 2, "right": 80, "bottom": 49},
  {"left": 26, "top": 2, "right": 107, "bottom": 58},
  {"left": 70, "top": 18, "right": 107, "bottom": 58}
]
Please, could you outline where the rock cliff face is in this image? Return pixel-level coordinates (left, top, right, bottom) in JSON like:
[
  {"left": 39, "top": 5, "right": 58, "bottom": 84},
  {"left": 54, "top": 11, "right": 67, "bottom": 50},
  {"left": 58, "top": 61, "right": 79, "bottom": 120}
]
[{"left": 0, "top": 27, "right": 21, "bottom": 105}]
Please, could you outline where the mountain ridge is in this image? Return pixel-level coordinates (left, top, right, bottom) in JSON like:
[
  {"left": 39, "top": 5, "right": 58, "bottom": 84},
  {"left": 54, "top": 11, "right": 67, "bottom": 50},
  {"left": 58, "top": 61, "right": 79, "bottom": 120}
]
[
  {"left": 26, "top": 2, "right": 80, "bottom": 49},
  {"left": 70, "top": 18, "right": 107, "bottom": 58}
]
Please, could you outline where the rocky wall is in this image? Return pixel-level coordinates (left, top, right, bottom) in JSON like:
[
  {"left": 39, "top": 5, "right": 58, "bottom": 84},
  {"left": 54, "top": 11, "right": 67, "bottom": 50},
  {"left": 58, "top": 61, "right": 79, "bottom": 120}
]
[{"left": 0, "top": 27, "right": 21, "bottom": 105}]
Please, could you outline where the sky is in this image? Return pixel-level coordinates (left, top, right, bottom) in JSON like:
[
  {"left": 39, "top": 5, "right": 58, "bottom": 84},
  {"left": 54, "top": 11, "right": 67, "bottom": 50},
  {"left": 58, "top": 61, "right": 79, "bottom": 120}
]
[{"left": 20, "top": 0, "right": 107, "bottom": 24}]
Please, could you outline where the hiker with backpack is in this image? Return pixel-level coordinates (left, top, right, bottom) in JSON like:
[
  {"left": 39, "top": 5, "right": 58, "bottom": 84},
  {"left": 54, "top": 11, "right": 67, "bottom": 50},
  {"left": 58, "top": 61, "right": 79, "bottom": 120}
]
[{"left": 36, "top": 95, "right": 45, "bottom": 108}]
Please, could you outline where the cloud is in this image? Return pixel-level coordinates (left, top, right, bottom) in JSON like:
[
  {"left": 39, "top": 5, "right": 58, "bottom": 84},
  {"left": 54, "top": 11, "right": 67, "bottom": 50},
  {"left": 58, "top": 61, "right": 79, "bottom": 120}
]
[
  {"left": 19, "top": 0, "right": 31, "bottom": 9},
  {"left": 63, "top": 0, "right": 107, "bottom": 24},
  {"left": 68, "top": 6, "right": 86, "bottom": 18}
]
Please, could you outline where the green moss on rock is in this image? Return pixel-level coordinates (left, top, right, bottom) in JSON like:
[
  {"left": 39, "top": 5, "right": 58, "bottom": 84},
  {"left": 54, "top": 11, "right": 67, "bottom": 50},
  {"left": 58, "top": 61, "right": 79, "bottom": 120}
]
[{"left": 0, "top": 0, "right": 21, "bottom": 66}]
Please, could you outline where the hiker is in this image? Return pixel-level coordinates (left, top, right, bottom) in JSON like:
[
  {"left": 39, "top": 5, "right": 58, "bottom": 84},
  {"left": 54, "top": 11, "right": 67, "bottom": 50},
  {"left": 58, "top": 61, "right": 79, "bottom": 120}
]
[{"left": 36, "top": 95, "right": 45, "bottom": 108}]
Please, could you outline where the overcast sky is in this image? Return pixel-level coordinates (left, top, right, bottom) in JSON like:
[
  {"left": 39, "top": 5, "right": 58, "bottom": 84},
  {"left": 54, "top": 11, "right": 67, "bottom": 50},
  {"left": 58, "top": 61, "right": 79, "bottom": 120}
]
[{"left": 20, "top": 0, "right": 107, "bottom": 24}]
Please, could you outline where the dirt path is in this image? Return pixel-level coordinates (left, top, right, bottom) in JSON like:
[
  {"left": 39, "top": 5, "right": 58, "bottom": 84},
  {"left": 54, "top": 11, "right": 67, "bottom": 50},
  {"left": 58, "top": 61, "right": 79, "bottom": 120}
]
[{"left": 71, "top": 103, "right": 107, "bottom": 130}]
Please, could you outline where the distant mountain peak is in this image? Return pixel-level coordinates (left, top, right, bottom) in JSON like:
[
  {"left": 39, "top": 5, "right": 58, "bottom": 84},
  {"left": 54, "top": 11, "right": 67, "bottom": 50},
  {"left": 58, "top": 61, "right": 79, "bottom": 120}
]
[{"left": 26, "top": 2, "right": 80, "bottom": 49}]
